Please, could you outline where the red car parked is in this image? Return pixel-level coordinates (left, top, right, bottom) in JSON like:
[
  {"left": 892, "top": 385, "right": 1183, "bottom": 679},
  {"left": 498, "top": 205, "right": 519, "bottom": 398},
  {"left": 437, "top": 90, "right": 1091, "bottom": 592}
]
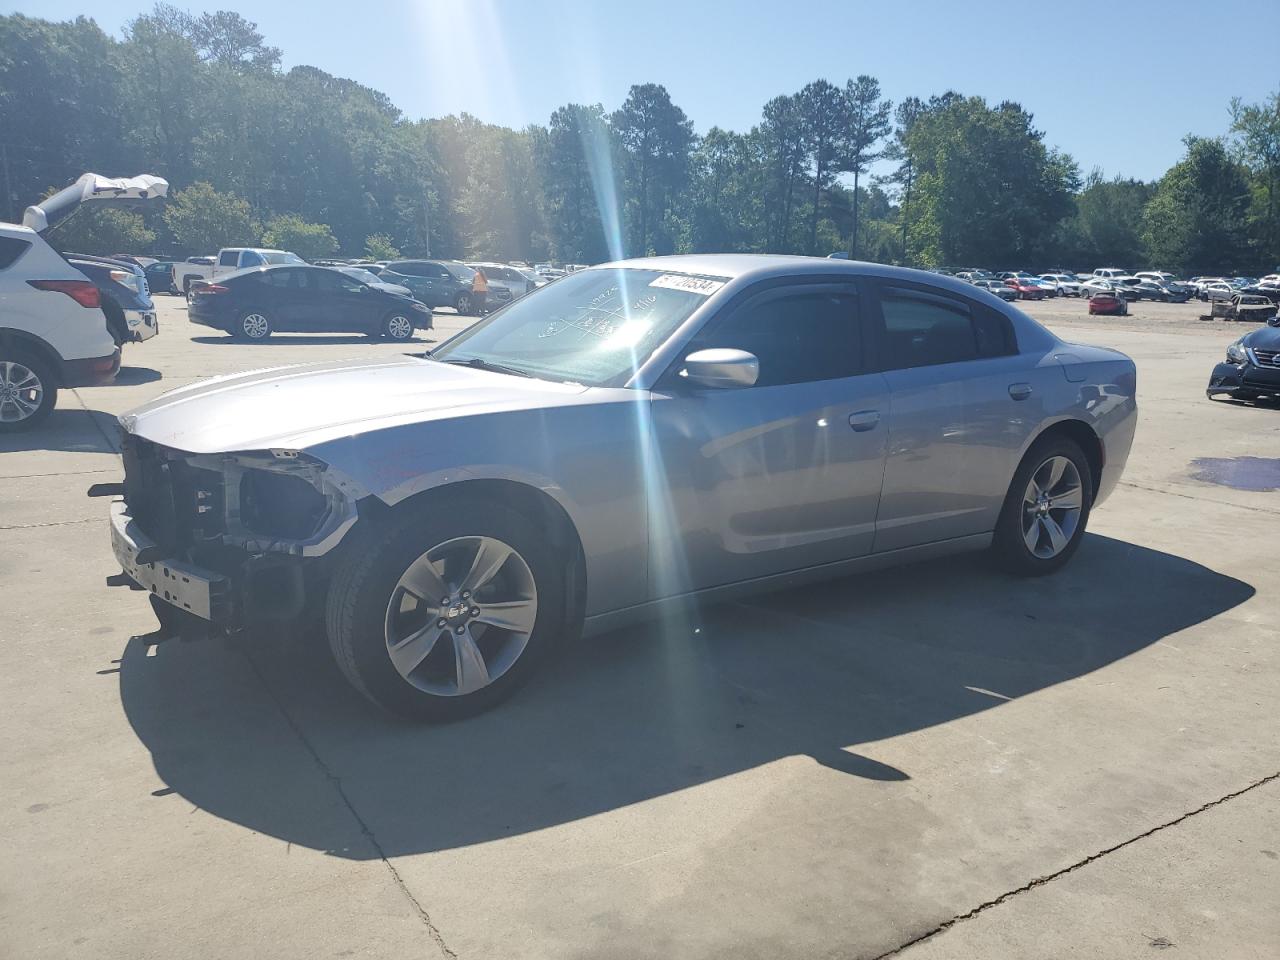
[
  {"left": 1004, "top": 277, "right": 1046, "bottom": 300},
  {"left": 1088, "top": 290, "right": 1129, "bottom": 316}
]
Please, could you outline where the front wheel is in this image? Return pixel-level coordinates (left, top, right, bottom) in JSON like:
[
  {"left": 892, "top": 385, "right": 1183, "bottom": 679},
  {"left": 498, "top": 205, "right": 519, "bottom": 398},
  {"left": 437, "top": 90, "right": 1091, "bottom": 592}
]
[
  {"left": 992, "top": 436, "right": 1093, "bottom": 576},
  {"left": 325, "top": 499, "right": 566, "bottom": 720},
  {"left": 383, "top": 312, "right": 415, "bottom": 341},
  {"left": 0, "top": 351, "right": 57, "bottom": 432}
]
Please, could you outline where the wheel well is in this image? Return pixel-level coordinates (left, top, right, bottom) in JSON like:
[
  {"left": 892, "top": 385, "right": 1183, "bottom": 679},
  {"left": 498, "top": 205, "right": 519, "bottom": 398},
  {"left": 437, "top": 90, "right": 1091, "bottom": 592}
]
[
  {"left": 0, "top": 329, "right": 64, "bottom": 385},
  {"left": 1034, "top": 420, "right": 1103, "bottom": 500},
  {"left": 375, "top": 479, "right": 587, "bottom": 623}
]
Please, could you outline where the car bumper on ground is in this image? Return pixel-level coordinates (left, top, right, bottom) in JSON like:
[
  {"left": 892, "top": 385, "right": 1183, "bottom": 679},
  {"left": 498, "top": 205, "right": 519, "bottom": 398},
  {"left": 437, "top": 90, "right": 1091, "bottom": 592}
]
[
  {"left": 1207, "top": 360, "right": 1280, "bottom": 397},
  {"left": 60, "top": 348, "right": 121, "bottom": 386},
  {"left": 125, "top": 308, "right": 159, "bottom": 342}
]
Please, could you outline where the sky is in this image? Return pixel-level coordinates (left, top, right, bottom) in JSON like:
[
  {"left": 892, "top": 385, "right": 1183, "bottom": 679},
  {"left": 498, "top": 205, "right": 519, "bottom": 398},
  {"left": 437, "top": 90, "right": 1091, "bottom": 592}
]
[{"left": 11, "top": 0, "right": 1277, "bottom": 183}]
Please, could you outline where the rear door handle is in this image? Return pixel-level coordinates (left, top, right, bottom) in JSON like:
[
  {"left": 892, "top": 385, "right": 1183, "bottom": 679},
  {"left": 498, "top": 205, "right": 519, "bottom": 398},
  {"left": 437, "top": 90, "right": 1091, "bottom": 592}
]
[
  {"left": 848, "top": 410, "right": 880, "bottom": 432},
  {"left": 1008, "top": 383, "right": 1033, "bottom": 401}
]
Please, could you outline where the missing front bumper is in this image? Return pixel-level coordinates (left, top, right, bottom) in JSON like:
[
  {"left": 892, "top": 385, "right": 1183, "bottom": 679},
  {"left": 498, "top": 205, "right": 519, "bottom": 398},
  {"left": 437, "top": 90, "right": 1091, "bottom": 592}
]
[{"left": 110, "top": 501, "right": 230, "bottom": 621}]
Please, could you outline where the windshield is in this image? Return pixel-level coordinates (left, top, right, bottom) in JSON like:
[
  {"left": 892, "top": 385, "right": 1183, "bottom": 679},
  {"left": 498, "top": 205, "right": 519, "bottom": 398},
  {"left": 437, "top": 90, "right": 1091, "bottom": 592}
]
[
  {"left": 340, "top": 267, "right": 381, "bottom": 284},
  {"left": 263, "top": 251, "right": 306, "bottom": 265},
  {"left": 431, "top": 268, "right": 718, "bottom": 386}
]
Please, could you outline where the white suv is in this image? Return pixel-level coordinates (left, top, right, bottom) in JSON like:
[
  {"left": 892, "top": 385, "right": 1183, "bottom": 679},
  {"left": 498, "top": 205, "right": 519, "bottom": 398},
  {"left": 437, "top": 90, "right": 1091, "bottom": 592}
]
[{"left": 0, "top": 173, "right": 167, "bottom": 431}]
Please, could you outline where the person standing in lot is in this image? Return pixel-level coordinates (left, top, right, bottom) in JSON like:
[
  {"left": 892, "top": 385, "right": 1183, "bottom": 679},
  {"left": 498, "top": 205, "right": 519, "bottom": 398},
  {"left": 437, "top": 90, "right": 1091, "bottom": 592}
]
[{"left": 471, "top": 267, "right": 488, "bottom": 315}]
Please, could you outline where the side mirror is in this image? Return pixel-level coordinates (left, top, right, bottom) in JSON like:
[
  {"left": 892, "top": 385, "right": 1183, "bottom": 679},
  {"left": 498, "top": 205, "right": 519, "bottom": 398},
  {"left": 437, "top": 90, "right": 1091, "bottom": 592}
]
[{"left": 681, "top": 348, "right": 759, "bottom": 389}]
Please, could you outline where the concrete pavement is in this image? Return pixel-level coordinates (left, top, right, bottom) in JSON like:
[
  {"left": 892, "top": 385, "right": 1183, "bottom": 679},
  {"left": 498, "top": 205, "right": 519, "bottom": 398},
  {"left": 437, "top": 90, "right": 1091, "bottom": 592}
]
[{"left": 1, "top": 295, "right": 1276, "bottom": 958}]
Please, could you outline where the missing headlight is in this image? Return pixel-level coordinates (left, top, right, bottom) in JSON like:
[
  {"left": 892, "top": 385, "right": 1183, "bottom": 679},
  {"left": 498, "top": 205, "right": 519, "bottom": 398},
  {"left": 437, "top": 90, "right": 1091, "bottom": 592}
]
[{"left": 239, "top": 469, "right": 327, "bottom": 540}]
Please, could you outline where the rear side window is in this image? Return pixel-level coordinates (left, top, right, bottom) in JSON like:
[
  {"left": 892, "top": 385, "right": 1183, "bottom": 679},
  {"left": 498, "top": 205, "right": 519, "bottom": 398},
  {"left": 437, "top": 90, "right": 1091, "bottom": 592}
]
[
  {"left": 878, "top": 290, "right": 1015, "bottom": 370},
  {"left": 0, "top": 236, "right": 31, "bottom": 270},
  {"left": 692, "top": 289, "right": 863, "bottom": 387},
  {"left": 219, "top": 250, "right": 239, "bottom": 267},
  {"left": 257, "top": 269, "right": 301, "bottom": 289}
]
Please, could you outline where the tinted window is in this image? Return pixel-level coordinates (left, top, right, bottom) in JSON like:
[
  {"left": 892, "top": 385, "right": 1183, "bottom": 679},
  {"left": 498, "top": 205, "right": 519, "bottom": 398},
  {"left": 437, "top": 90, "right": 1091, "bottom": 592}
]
[
  {"left": 693, "top": 290, "right": 862, "bottom": 387},
  {"left": 879, "top": 292, "right": 1014, "bottom": 369},
  {"left": 257, "top": 269, "right": 301, "bottom": 289},
  {"left": 315, "top": 270, "right": 365, "bottom": 294},
  {"left": 0, "top": 236, "right": 31, "bottom": 270},
  {"left": 240, "top": 251, "right": 265, "bottom": 267},
  {"left": 218, "top": 251, "right": 238, "bottom": 266}
]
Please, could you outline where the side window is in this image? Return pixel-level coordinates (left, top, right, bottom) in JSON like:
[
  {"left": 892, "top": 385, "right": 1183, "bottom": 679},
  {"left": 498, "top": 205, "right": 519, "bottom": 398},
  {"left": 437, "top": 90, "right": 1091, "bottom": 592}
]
[
  {"left": 218, "top": 250, "right": 238, "bottom": 267},
  {"left": 427, "top": 263, "right": 452, "bottom": 279},
  {"left": 259, "top": 269, "right": 298, "bottom": 289},
  {"left": 391, "top": 262, "right": 422, "bottom": 276},
  {"left": 315, "top": 271, "right": 364, "bottom": 294},
  {"left": 240, "top": 251, "right": 264, "bottom": 267},
  {"left": 0, "top": 236, "right": 31, "bottom": 270},
  {"left": 692, "top": 290, "right": 863, "bottom": 387},
  {"left": 879, "top": 291, "right": 1014, "bottom": 370}
]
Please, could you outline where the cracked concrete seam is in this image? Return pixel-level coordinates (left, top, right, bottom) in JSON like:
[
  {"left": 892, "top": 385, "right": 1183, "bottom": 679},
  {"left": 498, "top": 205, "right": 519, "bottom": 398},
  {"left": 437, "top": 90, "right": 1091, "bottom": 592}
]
[
  {"left": 870, "top": 770, "right": 1280, "bottom": 960},
  {"left": 240, "top": 651, "right": 459, "bottom": 960}
]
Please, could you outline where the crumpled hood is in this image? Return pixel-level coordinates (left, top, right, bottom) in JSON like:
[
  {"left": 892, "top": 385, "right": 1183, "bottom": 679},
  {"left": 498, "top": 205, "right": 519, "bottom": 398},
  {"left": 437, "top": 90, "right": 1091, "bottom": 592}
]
[{"left": 120, "top": 355, "right": 590, "bottom": 454}]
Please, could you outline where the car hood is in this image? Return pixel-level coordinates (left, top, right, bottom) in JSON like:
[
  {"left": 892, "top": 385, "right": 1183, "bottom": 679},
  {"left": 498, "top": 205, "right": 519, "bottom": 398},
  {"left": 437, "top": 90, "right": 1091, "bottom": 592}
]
[
  {"left": 120, "top": 355, "right": 591, "bottom": 454},
  {"left": 1244, "top": 324, "right": 1280, "bottom": 350}
]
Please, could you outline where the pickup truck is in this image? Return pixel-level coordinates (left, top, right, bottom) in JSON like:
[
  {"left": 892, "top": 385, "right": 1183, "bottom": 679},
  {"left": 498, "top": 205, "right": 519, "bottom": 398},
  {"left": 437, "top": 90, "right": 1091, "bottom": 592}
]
[
  {"left": 211, "top": 247, "right": 305, "bottom": 279},
  {"left": 171, "top": 256, "right": 215, "bottom": 295}
]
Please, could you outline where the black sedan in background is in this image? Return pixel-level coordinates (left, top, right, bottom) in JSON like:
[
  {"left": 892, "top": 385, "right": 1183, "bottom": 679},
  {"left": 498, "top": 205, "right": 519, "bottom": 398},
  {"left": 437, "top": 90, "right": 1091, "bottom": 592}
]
[
  {"left": 1207, "top": 318, "right": 1280, "bottom": 402},
  {"left": 188, "top": 265, "right": 433, "bottom": 341}
]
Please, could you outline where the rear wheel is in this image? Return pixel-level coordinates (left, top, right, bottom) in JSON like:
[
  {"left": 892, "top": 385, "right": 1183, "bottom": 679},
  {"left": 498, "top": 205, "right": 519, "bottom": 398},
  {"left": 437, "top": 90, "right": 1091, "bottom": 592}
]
[
  {"left": 454, "top": 292, "right": 473, "bottom": 315},
  {"left": 0, "top": 350, "right": 57, "bottom": 432},
  {"left": 326, "top": 499, "right": 566, "bottom": 720},
  {"left": 993, "top": 436, "right": 1093, "bottom": 576},
  {"left": 234, "top": 310, "right": 272, "bottom": 341}
]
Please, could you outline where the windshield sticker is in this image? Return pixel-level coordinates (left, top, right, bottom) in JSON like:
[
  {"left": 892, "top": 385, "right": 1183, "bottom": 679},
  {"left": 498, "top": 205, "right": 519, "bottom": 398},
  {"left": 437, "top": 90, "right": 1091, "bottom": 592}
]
[{"left": 649, "top": 274, "right": 726, "bottom": 296}]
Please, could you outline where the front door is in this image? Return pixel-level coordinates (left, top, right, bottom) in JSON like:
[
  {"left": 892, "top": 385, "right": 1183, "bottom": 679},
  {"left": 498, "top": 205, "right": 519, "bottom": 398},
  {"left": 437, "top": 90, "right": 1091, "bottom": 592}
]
[{"left": 650, "top": 282, "right": 889, "bottom": 596}]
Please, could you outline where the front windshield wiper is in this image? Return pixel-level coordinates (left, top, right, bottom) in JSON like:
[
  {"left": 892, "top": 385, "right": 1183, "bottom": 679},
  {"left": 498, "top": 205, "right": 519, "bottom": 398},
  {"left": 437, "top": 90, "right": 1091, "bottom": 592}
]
[{"left": 438, "top": 356, "right": 533, "bottom": 378}]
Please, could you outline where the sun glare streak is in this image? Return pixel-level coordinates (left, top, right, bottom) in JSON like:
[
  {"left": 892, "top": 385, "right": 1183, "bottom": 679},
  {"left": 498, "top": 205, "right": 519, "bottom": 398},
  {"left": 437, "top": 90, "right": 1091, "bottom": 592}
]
[{"left": 409, "top": 0, "right": 523, "bottom": 121}]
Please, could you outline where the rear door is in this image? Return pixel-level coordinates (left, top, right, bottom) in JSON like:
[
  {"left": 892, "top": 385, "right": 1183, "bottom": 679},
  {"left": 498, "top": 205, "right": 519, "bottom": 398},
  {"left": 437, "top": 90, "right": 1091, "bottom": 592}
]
[{"left": 869, "top": 281, "right": 1036, "bottom": 552}]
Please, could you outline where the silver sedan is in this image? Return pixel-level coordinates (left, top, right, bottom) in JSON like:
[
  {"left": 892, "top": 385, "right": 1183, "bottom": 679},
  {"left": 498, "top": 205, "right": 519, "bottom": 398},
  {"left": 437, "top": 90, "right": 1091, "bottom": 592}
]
[{"left": 106, "top": 255, "right": 1137, "bottom": 719}]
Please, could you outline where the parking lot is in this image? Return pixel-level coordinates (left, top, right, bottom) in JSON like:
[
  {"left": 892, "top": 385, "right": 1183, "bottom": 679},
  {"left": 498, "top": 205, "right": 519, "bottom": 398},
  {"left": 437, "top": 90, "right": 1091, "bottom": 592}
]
[{"left": 2, "top": 294, "right": 1277, "bottom": 958}]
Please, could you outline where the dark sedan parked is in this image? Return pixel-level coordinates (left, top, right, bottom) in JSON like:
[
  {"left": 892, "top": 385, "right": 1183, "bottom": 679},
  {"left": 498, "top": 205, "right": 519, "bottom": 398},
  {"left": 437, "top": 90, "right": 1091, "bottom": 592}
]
[
  {"left": 188, "top": 265, "right": 432, "bottom": 341},
  {"left": 65, "top": 253, "right": 158, "bottom": 344},
  {"left": 1207, "top": 318, "right": 1280, "bottom": 402}
]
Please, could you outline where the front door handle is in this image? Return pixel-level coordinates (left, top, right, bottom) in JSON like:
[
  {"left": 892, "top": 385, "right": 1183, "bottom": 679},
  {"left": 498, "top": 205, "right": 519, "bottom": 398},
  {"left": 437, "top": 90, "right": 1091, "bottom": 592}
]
[
  {"left": 848, "top": 410, "right": 880, "bottom": 432},
  {"left": 1008, "top": 382, "right": 1033, "bottom": 401}
]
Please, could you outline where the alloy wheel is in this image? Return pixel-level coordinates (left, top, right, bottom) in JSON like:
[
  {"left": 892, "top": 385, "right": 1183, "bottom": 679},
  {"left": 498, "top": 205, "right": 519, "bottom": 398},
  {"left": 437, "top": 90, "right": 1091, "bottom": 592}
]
[
  {"left": 383, "top": 535, "right": 537, "bottom": 697},
  {"left": 386, "top": 315, "right": 413, "bottom": 340},
  {"left": 241, "top": 313, "right": 269, "bottom": 339},
  {"left": 0, "top": 361, "right": 44, "bottom": 424},
  {"left": 1021, "top": 456, "right": 1084, "bottom": 559}
]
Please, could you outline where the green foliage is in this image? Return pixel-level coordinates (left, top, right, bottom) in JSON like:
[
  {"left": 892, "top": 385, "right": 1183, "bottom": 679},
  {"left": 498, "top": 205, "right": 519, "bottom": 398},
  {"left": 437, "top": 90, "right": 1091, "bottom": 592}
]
[
  {"left": 1142, "top": 137, "right": 1252, "bottom": 275},
  {"left": 46, "top": 207, "right": 156, "bottom": 256},
  {"left": 905, "top": 96, "right": 1079, "bottom": 268},
  {"left": 162, "top": 181, "right": 256, "bottom": 254},
  {"left": 261, "top": 214, "right": 337, "bottom": 259},
  {"left": 2, "top": 10, "right": 1271, "bottom": 272},
  {"left": 364, "top": 233, "right": 401, "bottom": 260}
]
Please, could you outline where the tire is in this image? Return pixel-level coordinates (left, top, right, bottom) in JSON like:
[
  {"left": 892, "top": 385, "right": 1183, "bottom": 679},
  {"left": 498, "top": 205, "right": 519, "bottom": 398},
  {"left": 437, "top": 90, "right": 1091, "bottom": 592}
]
[
  {"left": 383, "top": 312, "right": 415, "bottom": 342},
  {"left": 234, "top": 309, "right": 272, "bottom": 341},
  {"left": 454, "top": 292, "right": 473, "bottom": 315},
  {"left": 0, "top": 349, "right": 58, "bottom": 432},
  {"left": 992, "top": 435, "right": 1094, "bottom": 576},
  {"left": 325, "top": 498, "right": 567, "bottom": 720}
]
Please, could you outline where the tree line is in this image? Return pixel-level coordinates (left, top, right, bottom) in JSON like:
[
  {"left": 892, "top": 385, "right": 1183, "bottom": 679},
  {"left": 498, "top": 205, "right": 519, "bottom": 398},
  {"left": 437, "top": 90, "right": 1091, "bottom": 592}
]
[{"left": 2, "top": 7, "right": 1277, "bottom": 275}]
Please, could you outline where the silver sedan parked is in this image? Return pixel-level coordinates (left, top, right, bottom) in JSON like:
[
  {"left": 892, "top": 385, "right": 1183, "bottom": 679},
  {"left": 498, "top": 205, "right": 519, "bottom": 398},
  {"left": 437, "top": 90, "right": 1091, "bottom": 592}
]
[{"left": 104, "top": 256, "right": 1137, "bottom": 719}]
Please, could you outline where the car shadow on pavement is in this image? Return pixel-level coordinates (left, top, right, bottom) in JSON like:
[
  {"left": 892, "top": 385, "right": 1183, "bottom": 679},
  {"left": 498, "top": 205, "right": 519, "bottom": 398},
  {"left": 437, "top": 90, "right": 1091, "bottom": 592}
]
[
  {"left": 112, "top": 366, "right": 163, "bottom": 386},
  {"left": 117, "top": 533, "right": 1253, "bottom": 860},
  {"left": 0, "top": 408, "right": 119, "bottom": 456}
]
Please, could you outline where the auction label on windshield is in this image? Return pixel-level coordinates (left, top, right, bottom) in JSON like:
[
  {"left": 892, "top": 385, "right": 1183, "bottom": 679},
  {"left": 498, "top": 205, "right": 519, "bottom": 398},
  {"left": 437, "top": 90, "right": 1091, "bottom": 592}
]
[{"left": 649, "top": 274, "right": 726, "bottom": 296}]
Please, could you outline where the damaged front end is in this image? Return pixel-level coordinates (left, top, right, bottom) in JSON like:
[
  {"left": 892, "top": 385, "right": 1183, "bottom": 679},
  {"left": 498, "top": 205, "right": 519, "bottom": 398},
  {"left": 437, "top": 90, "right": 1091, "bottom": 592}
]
[{"left": 100, "top": 433, "right": 363, "bottom": 639}]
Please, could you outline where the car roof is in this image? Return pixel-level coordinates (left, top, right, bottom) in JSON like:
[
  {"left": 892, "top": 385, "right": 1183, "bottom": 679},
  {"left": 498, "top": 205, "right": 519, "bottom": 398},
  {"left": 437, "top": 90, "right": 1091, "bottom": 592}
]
[{"left": 598, "top": 254, "right": 998, "bottom": 298}]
